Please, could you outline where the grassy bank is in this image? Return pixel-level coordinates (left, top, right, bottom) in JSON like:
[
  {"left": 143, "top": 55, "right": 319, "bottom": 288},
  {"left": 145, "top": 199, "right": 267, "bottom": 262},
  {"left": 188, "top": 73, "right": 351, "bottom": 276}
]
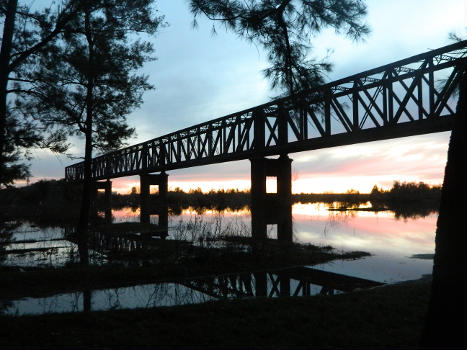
[{"left": 0, "top": 279, "right": 431, "bottom": 349}]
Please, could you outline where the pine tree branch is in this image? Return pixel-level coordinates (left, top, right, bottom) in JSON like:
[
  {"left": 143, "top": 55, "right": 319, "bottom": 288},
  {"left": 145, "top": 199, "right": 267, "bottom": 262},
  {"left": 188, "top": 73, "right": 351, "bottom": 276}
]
[{"left": 8, "top": 2, "right": 78, "bottom": 73}]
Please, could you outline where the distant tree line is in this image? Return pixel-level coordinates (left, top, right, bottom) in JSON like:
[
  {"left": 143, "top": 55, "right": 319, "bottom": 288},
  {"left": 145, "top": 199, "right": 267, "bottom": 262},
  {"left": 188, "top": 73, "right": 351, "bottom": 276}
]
[
  {"left": 369, "top": 181, "right": 442, "bottom": 203},
  {"left": 108, "top": 186, "right": 250, "bottom": 213},
  {"left": 369, "top": 182, "right": 442, "bottom": 219},
  {"left": 0, "top": 179, "right": 81, "bottom": 223},
  {"left": 0, "top": 179, "right": 443, "bottom": 222}
]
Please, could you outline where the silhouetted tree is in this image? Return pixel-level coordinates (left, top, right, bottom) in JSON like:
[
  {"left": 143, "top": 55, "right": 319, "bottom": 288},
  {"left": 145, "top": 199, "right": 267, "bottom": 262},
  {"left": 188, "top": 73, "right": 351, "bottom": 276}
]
[
  {"left": 18, "top": 0, "right": 163, "bottom": 263},
  {"left": 387, "top": 181, "right": 440, "bottom": 202},
  {"left": 0, "top": 0, "right": 77, "bottom": 187},
  {"left": 420, "top": 60, "right": 466, "bottom": 348},
  {"left": 189, "top": 0, "right": 369, "bottom": 95},
  {"left": 370, "top": 184, "right": 381, "bottom": 195}
]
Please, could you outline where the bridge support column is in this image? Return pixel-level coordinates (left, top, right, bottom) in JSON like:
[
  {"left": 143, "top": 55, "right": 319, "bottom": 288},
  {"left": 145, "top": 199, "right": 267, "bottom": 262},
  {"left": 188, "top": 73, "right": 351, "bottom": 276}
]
[
  {"left": 254, "top": 272, "right": 267, "bottom": 297},
  {"left": 140, "top": 172, "right": 168, "bottom": 238},
  {"left": 250, "top": 155, "right": 292, "bottom": 242},
  {"left": 279, "top": 272, "right": 291, "bottom": 297},
  {"left": 93, "top": 180, "right": 112, "bottom": 224}
]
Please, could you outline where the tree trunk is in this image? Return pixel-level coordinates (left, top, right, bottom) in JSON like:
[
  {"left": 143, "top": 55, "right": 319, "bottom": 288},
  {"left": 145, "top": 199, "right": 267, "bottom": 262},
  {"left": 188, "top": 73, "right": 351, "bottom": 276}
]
[
  {"left": 77, "top": 114, "right": 92, "bottom": 266},
  {"left": 0, "top": 0, "right": 18, "bottom": 175},
  {"left": 77, "top": 6, "right": 95, "bottom": 267},
  {"left": 421, "top": 68, "right": 466, "bottom": 348},
  {"left": 77, "top": 123, "right": 92, "bottom": 266}
]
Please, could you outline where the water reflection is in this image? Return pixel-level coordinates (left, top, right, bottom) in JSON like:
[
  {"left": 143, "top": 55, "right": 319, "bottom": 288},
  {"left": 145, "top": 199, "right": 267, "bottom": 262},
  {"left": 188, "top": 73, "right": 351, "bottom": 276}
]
[
  {"left": 1, "top": 225, "right": 82, "bottom": 268},
  {"left": 0, "top": 220, "right": 18, "bottom": 266},
  {"left": 1, "top": 202, "right": 437, "bottom": 282},
  {"left": 106, "top": 202, "right": 436, "bottom": 258},
  {"left": 1, "top": 267, "right": 382, "bottom": 316},
  {"left": 292, "top": 203, "right": 436, "bottom": 256},
  {"left": 1, "top": 284, "right": 213, "bottom": 316},
  {"left": 108, "top": 202, "right": 436, "bottom": 282}
]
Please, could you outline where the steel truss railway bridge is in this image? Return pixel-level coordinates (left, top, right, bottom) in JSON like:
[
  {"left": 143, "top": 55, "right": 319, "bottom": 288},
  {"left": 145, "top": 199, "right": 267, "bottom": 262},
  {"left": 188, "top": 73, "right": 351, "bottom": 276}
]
[{"left": 66, "top": 41, "right": 467, "bottom": 239}]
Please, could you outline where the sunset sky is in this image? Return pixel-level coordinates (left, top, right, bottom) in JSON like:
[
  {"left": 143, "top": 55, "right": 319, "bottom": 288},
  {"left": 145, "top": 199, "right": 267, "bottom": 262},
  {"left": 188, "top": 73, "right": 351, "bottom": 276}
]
[{"left": 25, "top": 0, "right": 465, "bottom": 194}]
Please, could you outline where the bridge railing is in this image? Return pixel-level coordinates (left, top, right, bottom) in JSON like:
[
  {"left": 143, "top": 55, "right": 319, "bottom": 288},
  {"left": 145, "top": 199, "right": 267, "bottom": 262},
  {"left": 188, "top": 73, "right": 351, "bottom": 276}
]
[{"left": 66, "top": 40, "right": 466, "bottom": 181}]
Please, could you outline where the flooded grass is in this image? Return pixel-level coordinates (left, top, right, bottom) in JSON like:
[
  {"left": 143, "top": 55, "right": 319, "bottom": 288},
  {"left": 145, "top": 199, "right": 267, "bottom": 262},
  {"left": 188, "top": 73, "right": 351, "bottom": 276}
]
[
  {"left": 0, "top": 237, "right": 370, "bottom": 300},
  {"left": 0, "top": 278, "right": 431, "bottom": 349}
]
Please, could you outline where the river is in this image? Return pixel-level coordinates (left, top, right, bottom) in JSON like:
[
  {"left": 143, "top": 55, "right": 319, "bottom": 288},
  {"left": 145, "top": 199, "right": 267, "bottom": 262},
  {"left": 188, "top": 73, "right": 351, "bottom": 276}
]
[{"left": 0, "top": 201, "right": 436, "bottom": 315}]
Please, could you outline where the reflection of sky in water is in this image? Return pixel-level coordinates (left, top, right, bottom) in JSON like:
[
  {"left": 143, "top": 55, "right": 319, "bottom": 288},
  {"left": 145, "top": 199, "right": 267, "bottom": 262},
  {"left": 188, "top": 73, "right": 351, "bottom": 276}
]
[
  {"left": 2, "top": 225, "right": 104, "bottom": 268},
  {"left": 5, "top": 240, "right": 72, "bottom": 251},
  {"left": 1, "top": 283, "right": 214, "bottom": 316},
  {"left": 291, "top": 203, "right": 436, "bottom": 256},
  {"left": 3, "top": 247, "right": 77, "bottom": 268},
  {"left": 110, "top": 204, "right": 435, "bottom": 246},
  {"left": 2, "top": 245, "right": 105, "bottom": 268},
  {"left": 109, "top": 207, "right": 141, "bottom": 223},
  {"left": 109, "top": 203, "right": 436, "bottom": 259},
  {"left": 289, "top": 203, "right": 436, "bottom": 283},
  {"left": 1, "top": 273, "right": 341, "bottom": 316},
  {"left": 311, "top": 255, "right": 433, "bottom": 284},
  {"left": 8, "top": 223, "right": 64, "bottom": 242},
  {"left": 1, "top": 202, "right": 436, "bottom": 281},
  {"left": 107, "top": 202, "right": 436, "bottom": 282}
]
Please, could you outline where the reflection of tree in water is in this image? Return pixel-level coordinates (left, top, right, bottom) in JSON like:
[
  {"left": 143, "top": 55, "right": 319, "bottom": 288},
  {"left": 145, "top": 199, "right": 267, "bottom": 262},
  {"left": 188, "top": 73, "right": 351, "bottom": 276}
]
[
  {"left": 146, "top": 283, "right": 211, "bottom": 307},
  {"left": 392, "top": 207, "right": 438, "bottom": 220},
  {"left": 0, "top": 219, "right": 19, "bottom": 265},
  {"left": 325, "top": 200, "right": 438, "bottom": 220},
  {"left": 0, "top": 299, "right": 14, "bottom": 316},
  {"left": 323, "top": 210, "right": 352, "bottom": 236},
  {"left": 102, "top": 288, "right": 122, "bottom": 310},
  {"left": 70, "top": 292, "right": 82, "bottom": 312},
  {"left": 66, "top": 244, "right": 80, "bottom": 266},
  {"left": 96, "top": 283, "right": 212, "bottom": 310},
  {"left": 162, "top": 284, "right": 212, "bottom": 306},
  {"left": 0, "top": 219, "right": 15, "bottom": 314}
]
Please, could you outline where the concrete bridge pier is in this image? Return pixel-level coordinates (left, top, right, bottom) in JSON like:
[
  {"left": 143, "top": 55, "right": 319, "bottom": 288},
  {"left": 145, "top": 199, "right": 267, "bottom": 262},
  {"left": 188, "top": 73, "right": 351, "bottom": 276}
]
[
  {"left": 140, "top": 172, "right": 169, "bottom": 238},
  {"left": 93, "top": 180, "right": 112, "bottom": 224},
  {"left": 250, "top": 154, "right": 293, "bottom": 241}
]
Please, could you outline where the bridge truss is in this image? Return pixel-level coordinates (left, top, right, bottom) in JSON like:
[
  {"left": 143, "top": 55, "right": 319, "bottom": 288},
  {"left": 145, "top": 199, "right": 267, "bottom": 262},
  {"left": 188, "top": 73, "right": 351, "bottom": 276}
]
[{"left": 65, "top": 41, "right": 466, "bottom": 181}]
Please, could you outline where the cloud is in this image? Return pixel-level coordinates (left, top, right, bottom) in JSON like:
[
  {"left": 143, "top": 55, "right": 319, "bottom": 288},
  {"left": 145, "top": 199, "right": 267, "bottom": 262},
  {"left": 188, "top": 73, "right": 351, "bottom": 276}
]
[{"left": 291, "top": 133, "right": 449, "bottom": 192}]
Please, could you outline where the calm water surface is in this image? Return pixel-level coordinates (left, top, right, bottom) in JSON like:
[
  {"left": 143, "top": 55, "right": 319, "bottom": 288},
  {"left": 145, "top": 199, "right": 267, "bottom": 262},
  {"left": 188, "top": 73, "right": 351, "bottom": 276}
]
[
  {"left": 2, "top": 202, "right": 436, "bottom": 281},
  {"left": 291, "top": 203, "right": 435, "bottom": 283},
  {"left": 1, "top": 202, "right": 436, "bottom": 315},
  {"left": 1, "top": 267, "right": 381, "bottom": 316},
  {"left": 109, "top": 202, "right": 435, "bottom": 283}
]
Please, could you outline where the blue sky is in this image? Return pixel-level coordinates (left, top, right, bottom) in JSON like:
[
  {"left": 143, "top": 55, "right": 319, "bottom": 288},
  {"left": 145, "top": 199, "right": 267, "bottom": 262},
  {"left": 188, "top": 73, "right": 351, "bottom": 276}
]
[{"left": 26, "top": 0, "right": 466, "bottom": 193}]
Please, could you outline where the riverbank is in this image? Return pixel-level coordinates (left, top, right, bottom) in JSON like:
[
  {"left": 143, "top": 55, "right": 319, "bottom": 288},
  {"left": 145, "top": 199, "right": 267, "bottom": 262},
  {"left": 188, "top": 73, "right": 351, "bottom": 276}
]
[{"left": 0, "top": 277, "right": 431, "bottom": 349}]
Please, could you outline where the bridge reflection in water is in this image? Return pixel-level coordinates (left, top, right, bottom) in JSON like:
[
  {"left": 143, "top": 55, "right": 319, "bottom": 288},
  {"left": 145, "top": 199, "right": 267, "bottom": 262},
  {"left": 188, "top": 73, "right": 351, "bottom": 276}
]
[
  {"left": 2, "top": 266, "right": 383, "bottom": 316},
  {"left": 67, "top": 203, "right": 294, "bottom": 258},
  {"left": 181, "top": 267, "right": 383, "bottom": 300},
  {"left": 63, "top": 221, "right": 382, "bottom": 313}
]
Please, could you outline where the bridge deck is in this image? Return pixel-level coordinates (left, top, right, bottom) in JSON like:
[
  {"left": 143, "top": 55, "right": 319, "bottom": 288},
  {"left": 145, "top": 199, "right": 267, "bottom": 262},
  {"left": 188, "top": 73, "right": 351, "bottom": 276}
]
[{"left": 65, "top": 41, "right": 466, "bottom": 181}]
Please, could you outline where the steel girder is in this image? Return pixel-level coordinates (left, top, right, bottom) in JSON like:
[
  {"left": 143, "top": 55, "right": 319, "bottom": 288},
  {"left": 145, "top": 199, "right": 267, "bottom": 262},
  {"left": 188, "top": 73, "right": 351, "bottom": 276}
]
[{"left": 65, "top": 41, "right": 467, "bottom": 181}]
